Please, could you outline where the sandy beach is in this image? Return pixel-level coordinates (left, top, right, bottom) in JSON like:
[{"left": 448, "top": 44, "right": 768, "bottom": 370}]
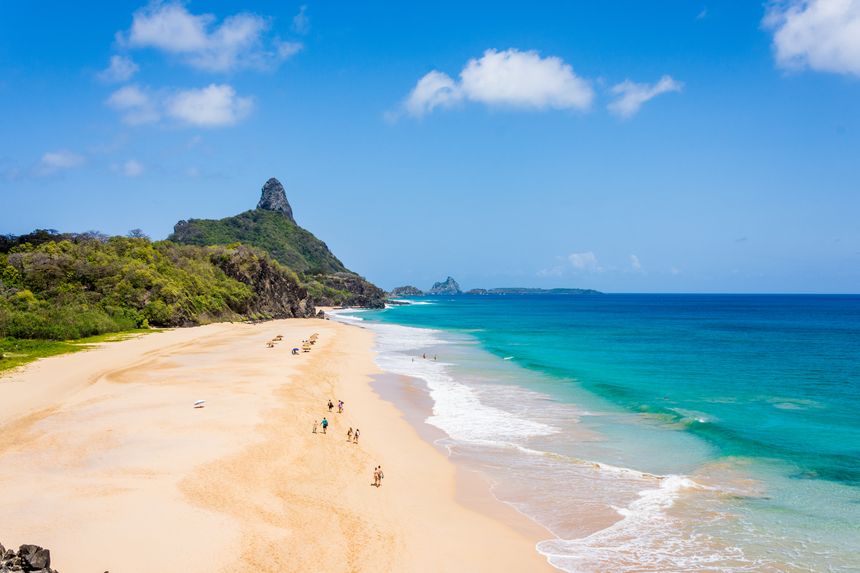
[{"left": 0, "top": 319, "right": 554, "bottom": 572}]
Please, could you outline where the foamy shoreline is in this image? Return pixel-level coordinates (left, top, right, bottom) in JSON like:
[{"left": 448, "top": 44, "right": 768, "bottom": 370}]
[{"left": 0, "top": 318, "right": 554, "bottom": 572}]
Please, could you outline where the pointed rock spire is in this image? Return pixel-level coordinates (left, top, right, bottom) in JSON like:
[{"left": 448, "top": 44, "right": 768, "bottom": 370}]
[{"left": 257, "top": 177, "right": 295, "bottom": 223}]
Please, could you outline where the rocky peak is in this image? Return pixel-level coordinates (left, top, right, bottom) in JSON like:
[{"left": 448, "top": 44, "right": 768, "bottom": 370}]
[
  {"left": 428, "top": 276, "right": 462, "bottom": 295},
  {"left": 257, "top": 177, "right": 295, "bottom": 223}
]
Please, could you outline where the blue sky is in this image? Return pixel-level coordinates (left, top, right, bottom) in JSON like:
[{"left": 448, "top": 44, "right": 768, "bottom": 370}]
[{"left": 1, "top": 1, "right": 858, "bottom": 293}]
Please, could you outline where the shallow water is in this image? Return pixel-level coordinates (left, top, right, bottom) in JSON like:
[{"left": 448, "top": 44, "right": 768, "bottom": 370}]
[{"left": 332, "top": 294, "right": 860, "bottom": 572}]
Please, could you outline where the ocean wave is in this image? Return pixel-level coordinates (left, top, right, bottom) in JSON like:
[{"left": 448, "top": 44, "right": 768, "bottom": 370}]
[
  {"left": 361, "top": 321, "right": 558, "bottom": 443},
  {"left": 535, "top": 476, "right": 758, "bottom": 573}
]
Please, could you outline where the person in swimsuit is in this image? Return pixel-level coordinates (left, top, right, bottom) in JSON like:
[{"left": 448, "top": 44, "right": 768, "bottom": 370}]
[
  {"left": 327, "top": 400, "right": 334, "bottom": 412},
  {"left": 347, "top": 427, "right": 353, "bottom": 441},
  {"left": 353, "top": 428, "right": 360, "bottom": 443},
  {"left": 313, "top": 420, "right": 318, "bottom": 434}
]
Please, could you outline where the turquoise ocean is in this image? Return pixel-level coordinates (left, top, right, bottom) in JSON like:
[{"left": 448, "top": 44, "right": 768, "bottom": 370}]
[{"left": 333, "top": 294, "right": 860, "bottom": 572}]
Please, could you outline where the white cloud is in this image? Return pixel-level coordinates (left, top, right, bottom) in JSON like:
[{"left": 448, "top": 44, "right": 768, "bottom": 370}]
[
  {"left": 404, "top": 71, "right": 464, "bottom": 117},
  {"left": 99, "top": 55, "right": 139, "bottom": 82},
  {"left": 629, "top": 254, "right": 643, "bottom": 272},
  {"left": 39, "top": 150, "right": 85, "bottom": 175},
  {"left": 106, "top": 83, "right": 251, "bottom": 127},
  {"left": 292, "top": 5, "right": 310, "bottom": 34},
  {"left": 167, "top": 84, "right": 253, "bottom": 127},
  {"left": 107, "top": 85, "right": 161, "bottom": 125},
  {"left": 764, "top": 0, "right": 860, "bottom": 77},
  {"left": 122, "top": 159, "right": 144, "bottom": 177},
  {"left": 608, "top": 75, "right": 683, "bottom": 118},
  {"left": 123, "top": 1, "right": 301, "bottom": 72},
  {"left": 568, "top": 251, "right": 603, "bottom": 272},
  {"left": 461, "top": 49, "right": 594, "bottom": 110},
  {"left": 398, "top": 48, "right": 594, "bottom": 118}
]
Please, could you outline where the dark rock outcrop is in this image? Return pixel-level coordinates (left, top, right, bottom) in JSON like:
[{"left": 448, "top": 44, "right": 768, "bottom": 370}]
[
  {"left": 311, "top": 272, "right": 386, "bottom": 308},
  {"left": 428, "top": 276, "right": 462, "bottom": 295},
  {"left": 257, "top": 177, "right": 295, "bottom": 223},
  {"left": 388, "top": 285, "right": 424, "bottom": 297},
  {"left": 210, "top": 245, "right": 315, "bottom": 319},
  {"left": 0, "top": 542, "right": 59, "bottom": 573}
]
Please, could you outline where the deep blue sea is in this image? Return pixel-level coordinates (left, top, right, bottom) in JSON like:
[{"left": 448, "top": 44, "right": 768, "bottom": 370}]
[{"left": 334, "top": 294, "right": 860, "bottom": 572}]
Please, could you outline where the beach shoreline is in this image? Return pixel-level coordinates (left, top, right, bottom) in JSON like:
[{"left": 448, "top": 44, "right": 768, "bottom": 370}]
[{"left": 0, "top": 319, "right": 555, "bottom": 572}]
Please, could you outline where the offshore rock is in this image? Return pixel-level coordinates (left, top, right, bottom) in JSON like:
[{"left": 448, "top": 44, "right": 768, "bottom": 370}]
[
  {"left": 428, "top": 276, "right": 462, "bottom": 295},
  {"left": 257, "top": 177, "right": 295, "bottom": 223},
  {"left": 388, "top": 285, "right": 424, "bottom": 297}
]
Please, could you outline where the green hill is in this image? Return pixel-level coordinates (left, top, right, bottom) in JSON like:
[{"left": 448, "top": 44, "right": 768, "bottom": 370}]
[
  {"left": 171, "top": 208, "right": 347, "bottom": 275},
  {"left": 170, "top": 178, "right": 385, "bottom": 308}
]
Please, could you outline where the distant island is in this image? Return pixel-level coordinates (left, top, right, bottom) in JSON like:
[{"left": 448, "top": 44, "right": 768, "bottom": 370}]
[
  {"left": 387, "top": 277, "right": 601, "bottom": 298},
  {"left": 466, "top": 287, "right": 602, "bottom": 295}
]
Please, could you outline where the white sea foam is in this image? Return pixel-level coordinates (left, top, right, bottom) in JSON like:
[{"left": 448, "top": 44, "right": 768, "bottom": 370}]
[
  {"left": 361, "top": 321, "right": 557, "bottom": 443},
  {"left": 535, "top": 475, "right": 758, "bottom": 572}
]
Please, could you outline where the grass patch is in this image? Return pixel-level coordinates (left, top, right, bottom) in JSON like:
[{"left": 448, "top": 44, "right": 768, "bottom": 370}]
[{"left": 0, "top": 328, "right": 156, "bottom": 375}]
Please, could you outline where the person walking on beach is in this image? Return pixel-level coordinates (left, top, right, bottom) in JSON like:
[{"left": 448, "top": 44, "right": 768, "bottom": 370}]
[
  {"left": 321, "top": 417, "right": 329, "bottom": 434},
  {"left": 372, "top": 466, "right": 380, "bottom": 487},
  {"left": 338, "top": 400, "right": 344, "bottom": 413},
  {"left": 347, "top": 427, "right": 353, "bottom": 441},
  {"left": 377, "top": 466, "right": 384, "bottom": 487},
  {"left": 353, "top": 428, "right": 360, "bottom": 443},
  {"left": 313, "top": 420, "right": 318, "bottom": 434},
  {"left": 327, "top": 399, "right": 334, "bottom": 412}
]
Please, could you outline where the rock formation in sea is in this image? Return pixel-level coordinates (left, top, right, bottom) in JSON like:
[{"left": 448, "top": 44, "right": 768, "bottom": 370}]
[
  {"left": 428, "top": 276, "right": 462, "bottom": 295},
  {"left": 388, "top": 285, "right": 424, "bottom": 297}
]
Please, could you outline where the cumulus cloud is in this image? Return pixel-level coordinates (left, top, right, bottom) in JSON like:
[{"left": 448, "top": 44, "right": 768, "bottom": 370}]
[
  {"left": 39, "top": 150, "right": 85, "bottom": 175},
  {"left": 107, "top": 85, "right": 161, "bottom": 125},
  {"left": 629, "top": 254, "right": 643, "bottom": 272},
  {"left": 99, "top": 55, "right": 139, "bottom": 82},
  {"left": 122, "top": 1, "right": 301, "bottom": 72},
  {"left": 568, "top": 251, "right": 603, "bottom": 272},
  {"left": 404, "top": 71, "right": 464, "bottom": 117},
  {"left": 398, "top": 48, "right": 594, "bottom": 118},
  {"left": 106, "top": 83, "right": 252, "bottom": 127},
  {"left": 764, "top": 0, "right": 860, "bottom": 77},
  {"left": 608, "top": 75, "right": 683, "bottom": 118},
  {"left": 166, "top": 84, "right": 253, "bottom": 127}
]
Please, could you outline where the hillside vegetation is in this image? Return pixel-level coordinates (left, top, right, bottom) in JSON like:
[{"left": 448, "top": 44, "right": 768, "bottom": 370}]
[
  {"left": 171, "top": 209, "right": 347, "bottom": 275},
  {"left": 0, "top": 232, "right": 314, "bottom": 340}
]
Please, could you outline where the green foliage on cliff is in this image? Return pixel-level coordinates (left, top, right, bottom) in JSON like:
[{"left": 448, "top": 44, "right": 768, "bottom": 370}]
[
  {"left": 170, "top": 209, "right": 348, "bottom": 274},
  {"left": 0, "top": 233, "right": 311, "bottom": 340}
]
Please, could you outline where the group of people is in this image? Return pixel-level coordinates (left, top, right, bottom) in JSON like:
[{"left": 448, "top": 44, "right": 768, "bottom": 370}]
[
  {"left": 346, "top": 427, "right": 360, "bottom": 443},
  {"left": 372, "top": 465, "right": 384, "bottom": 487},
  {"left": 313, "top": 398, "right": 385, "bottom": 488}
]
